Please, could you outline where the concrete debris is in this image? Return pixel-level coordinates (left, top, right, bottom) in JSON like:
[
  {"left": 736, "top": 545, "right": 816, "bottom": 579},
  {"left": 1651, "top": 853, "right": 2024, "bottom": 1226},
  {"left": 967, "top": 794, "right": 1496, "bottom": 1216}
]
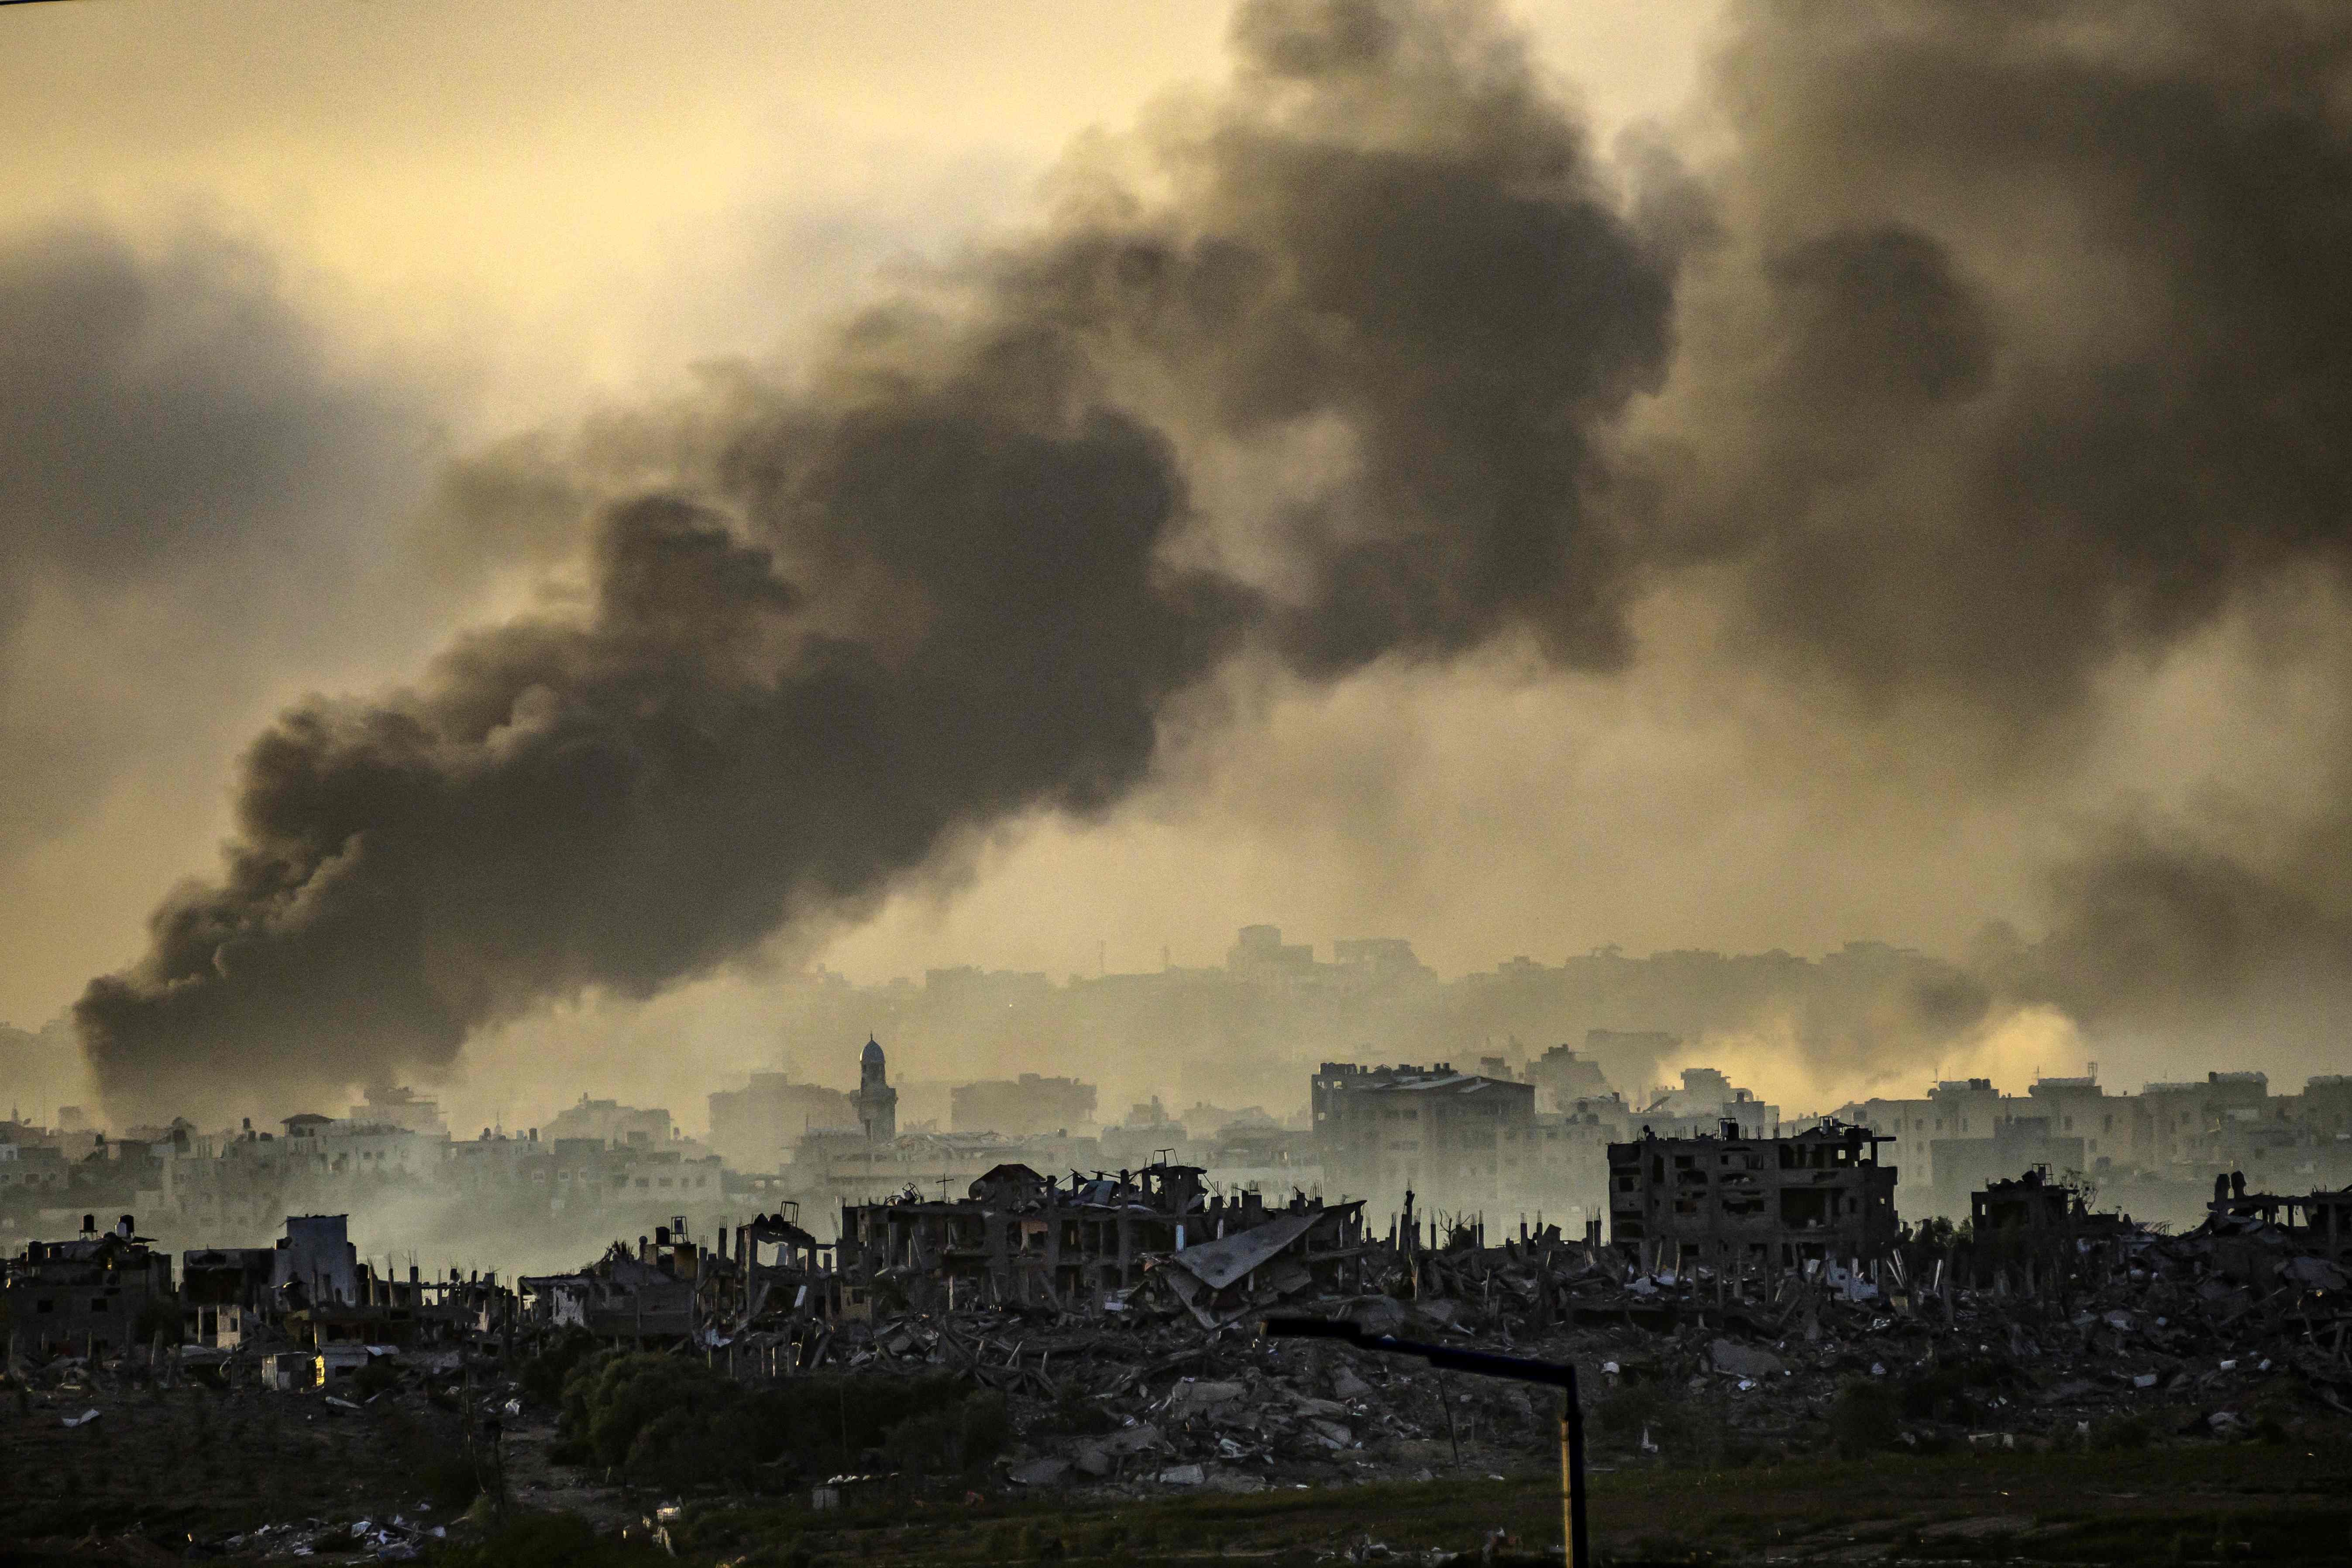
[
  {"left": 1709, "top": 1338, "right": 1785, "bottom": 1379},
  {"left": 718, "top": 1175, "right": 2352, "bottom": 1489}
]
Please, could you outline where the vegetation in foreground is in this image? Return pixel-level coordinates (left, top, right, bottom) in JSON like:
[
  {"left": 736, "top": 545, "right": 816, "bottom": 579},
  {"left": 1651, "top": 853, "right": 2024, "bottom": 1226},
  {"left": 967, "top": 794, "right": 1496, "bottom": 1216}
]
[{"left": 421, "top": 1441, "right": 2352, "bottom": 1566}]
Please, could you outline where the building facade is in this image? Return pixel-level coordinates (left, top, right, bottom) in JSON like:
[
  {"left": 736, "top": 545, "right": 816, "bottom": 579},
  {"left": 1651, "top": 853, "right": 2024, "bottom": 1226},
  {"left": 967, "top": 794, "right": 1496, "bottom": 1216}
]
[
  {"left": 1606, "top": 1121, "right": 1898, "bottom": 1273},
  {"left": 1312, "top": 1062, "right": 1539, "bottom": 1214}
]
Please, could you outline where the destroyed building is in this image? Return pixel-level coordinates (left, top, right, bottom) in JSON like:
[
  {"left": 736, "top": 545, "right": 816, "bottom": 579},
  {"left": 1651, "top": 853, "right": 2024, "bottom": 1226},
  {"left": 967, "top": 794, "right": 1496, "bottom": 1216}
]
[
  {"left": 4, "top": 1213, "right": 173, "bottom": 1356},
  {"left": 1608, "top": 1121, "right": 1898, "bottom": 1275},
  {"left": 837, "top": 1159, "right": 1358, "bottom": 1317},
  {"left": 180, "top": 1243, "right": 275, "bottom": 1348}
]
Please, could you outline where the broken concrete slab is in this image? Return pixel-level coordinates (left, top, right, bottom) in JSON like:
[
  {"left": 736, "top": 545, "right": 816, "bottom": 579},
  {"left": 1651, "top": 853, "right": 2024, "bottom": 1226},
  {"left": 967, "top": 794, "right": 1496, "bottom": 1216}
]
[{"left": 1710, "top": 1338, "right": 1785, "bottom": 1379}]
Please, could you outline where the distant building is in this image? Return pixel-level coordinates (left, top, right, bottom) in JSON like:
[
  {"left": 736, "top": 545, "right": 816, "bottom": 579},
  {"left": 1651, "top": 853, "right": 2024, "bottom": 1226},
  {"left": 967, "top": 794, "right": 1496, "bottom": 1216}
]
[
  {"left": 1528, "top": 1090, "right": 1633, "bottom": 1222},
  {"left": 1637, "top": 1068, "right": 1779, "bottom": 1140},
  {"left": 346, "top": 1085, "right": 448, "bottom": 1138},
  {"left": 544, "top": 1096, "right": 674, "bottom": 1149},
  {"left": 707, "top": 1073, "right": 856, "bottom": 1172},
  {"left": 851, "top": 1037, "right": 898, "bottom": 1142},
  {"left": 1312, "top": 1061, "right": 1538, "bottom": 1213},
  {"left": 1525, "top": 1044, "right": 1609, "bottom": 1111},
  {"left": 949, "top": 1073, "right": 1097, "bottom": 1136},
  {"left": 1228, "top": 924, "right": 1316, "bottom": 977},
  {"left": 1099, "top": 1096, "right": 1188, "bottom": 1169},
  {"left": 1929, "top": 1117, "right": 2085, "bottom": 1212},
  {"left": 1331, "top": 937, "right": 1434, "bottom": 985}
]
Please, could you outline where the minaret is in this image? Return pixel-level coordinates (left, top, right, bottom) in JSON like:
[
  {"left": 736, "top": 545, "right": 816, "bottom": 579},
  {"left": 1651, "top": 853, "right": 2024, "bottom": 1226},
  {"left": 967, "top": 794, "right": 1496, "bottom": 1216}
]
[{"left": 852, "top": 1035, "right": 897, "bottom": 1141}]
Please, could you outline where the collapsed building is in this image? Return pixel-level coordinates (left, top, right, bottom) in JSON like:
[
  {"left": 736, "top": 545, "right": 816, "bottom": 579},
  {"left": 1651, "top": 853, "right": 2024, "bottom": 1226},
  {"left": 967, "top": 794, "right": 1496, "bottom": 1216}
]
[
  {"left": 839, "top": 1161, "right": 1362, "bottom": 1317},
  {"left": 1607, "top": 1121, "right": 1898, "bottom": 1279},
  {"left": 2, "top": 1214, "right": 172, "bottom": 1357}
]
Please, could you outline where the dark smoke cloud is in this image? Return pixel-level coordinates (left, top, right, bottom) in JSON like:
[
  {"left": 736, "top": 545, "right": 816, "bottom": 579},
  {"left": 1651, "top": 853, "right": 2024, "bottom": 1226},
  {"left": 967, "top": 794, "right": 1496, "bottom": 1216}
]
[
  {"left": 79, "top": 0, "right": 1683, "bottom": 1121},
  {"left": 1662, "top": 1, "right": 2352, "bottom": 722},
  {"left": 82, "top": 0, "right": 2352, "bottom": 1119},
  {"left": 0, "top": 224, "right": 430, "bottom": 849},
  {"left": 1646, "top": 1, "right": 2352, "bottom": 1042}
]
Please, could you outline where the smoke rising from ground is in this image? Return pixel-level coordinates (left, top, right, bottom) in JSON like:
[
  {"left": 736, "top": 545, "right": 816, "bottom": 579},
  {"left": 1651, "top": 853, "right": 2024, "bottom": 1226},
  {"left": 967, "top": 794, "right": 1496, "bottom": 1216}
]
[
  {"left": 70, "top": 0, "right": 2352, "bottom": 1121},
  {"left": 1647, "top": 1, "right": 2352, "bottom": 1040},
  {"left": 0, "top": 227, "right": 434, "bottom": 857},
  {"left": 79, "top": 0, "right": 1682, "bottom": 1121}
]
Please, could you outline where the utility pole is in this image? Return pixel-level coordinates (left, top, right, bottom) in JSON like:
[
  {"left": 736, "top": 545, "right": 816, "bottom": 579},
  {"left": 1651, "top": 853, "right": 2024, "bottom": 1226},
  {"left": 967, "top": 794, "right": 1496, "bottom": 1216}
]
[{"left": 1266, "top": 1317, "right": 1588, "bottom": 1568}]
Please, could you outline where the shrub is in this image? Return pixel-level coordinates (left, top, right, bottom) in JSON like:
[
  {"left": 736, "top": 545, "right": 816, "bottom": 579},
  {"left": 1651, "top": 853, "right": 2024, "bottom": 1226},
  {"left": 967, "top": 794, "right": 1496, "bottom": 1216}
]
[
  {"left": 555, "top": 1356, "right": 999, "bottom": 1489},
  {"left": 521, "top": 1327, "right": 601, "bottom": 1407},
  {"left": 567, "top": 1354, "right": 738, "bottom": 1472}
]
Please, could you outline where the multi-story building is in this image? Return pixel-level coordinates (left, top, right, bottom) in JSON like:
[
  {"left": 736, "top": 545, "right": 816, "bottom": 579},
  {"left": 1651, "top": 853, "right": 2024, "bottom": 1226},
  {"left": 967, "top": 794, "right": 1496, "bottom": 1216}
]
[
  {"left": 3, "top": 1214, "right": 175, "bottom": 1356},
  {"left": 544, "top": 1095, "right": 674, "bottom": 1148},
  {"left": 1606, "top": 1121, "right": 1898, "bottom": 1274},
  {"left": 949, "top": 1073, "right": 1097, "bottom": 1136},
  {"left": 1928, "top": 1116, "right": 2085, "bottom": 1212},
  {"left": 706, "top": 1073, "right": 856, "bottom": 1173},
  {"left": 346, "top": 1085, "right": 449, "bottom": 1138},
  {"left": 1312, "top": 1061, "right": 1538, "bottom": 1214},
  {"left": 1527, "top": 1091, "right": 1633, "bottom": 1227},
  {"left": 1636, "top": 1068, "right": 1779, "bottom": 1140},
  {"left": 1524, "top": 1044, "right": 1609, "bottom": 1113}
]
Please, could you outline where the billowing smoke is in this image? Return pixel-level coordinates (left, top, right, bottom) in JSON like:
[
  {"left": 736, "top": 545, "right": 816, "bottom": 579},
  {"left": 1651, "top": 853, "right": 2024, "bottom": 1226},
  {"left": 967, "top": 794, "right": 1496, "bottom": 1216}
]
[
  {"left": 1646, "top": 2, "right": 2352, "bottom": 1045},
  {"left": 79, "top": 0, "right": 1682, "bottom": 1121},
  {"left": 76, "top": 0, "right": 2352, "bottom": 1121},
  {"left": 0, "top": 227, "right": 428, "bottom": 856}
]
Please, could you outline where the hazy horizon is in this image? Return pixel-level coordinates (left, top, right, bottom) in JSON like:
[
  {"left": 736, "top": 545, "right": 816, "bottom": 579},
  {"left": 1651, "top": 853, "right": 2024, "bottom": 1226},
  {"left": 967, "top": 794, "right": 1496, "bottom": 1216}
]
[{"left": 8, "top": 0, "right": 2352, "bottom": 1138}]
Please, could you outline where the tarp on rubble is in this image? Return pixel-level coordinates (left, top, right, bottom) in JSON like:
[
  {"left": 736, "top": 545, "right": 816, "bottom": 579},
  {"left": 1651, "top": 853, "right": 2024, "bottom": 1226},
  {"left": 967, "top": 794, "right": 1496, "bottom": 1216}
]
[{"left": 1159, "top": 1209, "right": 1331, "bottom": 1292}]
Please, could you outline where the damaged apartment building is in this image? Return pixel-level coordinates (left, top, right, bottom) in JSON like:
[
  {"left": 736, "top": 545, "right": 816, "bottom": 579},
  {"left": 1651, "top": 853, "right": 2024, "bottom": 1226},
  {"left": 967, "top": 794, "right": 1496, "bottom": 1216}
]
[
  {"left": 1312, "top": 1061, "right": 1539, "bottom": 1215},
  {"left": 522, "top": 1208, "right": 837, "bottom": 1346},
  {"left": 1608, "top": 1120, "right": 1899, "bottom": 1278},
  {"left": 3, "top": 1213, "right": 173, "bottom": 1357},
  {"left": 838, "top": 1159, "right": 1367, "bottom": 1320}
]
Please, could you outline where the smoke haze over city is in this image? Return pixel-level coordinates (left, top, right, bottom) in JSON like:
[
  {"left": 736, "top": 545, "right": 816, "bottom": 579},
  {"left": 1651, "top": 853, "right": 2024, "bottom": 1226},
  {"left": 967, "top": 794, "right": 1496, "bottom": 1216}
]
[{"left": 6, "top": 0, "right": 2352, "bottom": 1138}]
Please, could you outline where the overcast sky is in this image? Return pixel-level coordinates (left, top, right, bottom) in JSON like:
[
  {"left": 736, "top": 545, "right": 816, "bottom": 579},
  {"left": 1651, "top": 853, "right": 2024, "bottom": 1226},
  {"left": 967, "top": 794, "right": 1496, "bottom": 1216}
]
[{"left": 10, "top": 1, "right": 2351, "bottom": 1129}]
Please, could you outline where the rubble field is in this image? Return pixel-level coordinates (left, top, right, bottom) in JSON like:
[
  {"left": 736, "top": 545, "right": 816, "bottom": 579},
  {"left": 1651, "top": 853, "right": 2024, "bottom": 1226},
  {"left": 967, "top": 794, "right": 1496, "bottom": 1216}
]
[
  {"left": 10, "top": 1201, "right": 2352, "bottom": 1564},
  {"left": 0, "top": 1365, "right": 476, "bottom": 1563}
]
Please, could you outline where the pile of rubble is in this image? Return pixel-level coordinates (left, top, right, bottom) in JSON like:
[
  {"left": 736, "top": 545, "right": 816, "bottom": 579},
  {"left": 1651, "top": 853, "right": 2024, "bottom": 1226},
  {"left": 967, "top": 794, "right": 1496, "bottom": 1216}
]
[
  {"left": 804, "top": 1205, "right": 2352, "bottom": 1494},
  {"left": 210, "top": 1514, "right": 450, "bottom": 1562}
]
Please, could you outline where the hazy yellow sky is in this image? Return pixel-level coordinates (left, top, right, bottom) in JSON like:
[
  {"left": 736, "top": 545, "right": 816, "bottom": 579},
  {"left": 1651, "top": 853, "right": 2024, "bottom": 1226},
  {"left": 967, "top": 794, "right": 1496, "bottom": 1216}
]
[
  {"left": 1, "top": 2, "right": 1714, "bottom": 418},
  {"left": 14, "top": 1, "right": 2346, "bottom": 1133},
  {"left": 0, "top": 1, "right": 1719, "bottom": 1038}
]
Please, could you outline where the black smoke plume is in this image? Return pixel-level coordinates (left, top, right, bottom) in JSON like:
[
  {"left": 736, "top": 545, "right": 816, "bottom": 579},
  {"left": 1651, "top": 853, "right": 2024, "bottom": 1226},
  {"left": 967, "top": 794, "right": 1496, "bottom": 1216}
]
[
  {"left": 79, "top": 0, "right": 1681, "bottom": 1121},
  {"left": 1657, "top": 2, "right": 2352, "bottom": 1044},
  {"left": 81, "top": 0, "right": 2352, "bottom": 1120},
  {"left": 0, "top": 227, "right": 423, "bottom": 854}
]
